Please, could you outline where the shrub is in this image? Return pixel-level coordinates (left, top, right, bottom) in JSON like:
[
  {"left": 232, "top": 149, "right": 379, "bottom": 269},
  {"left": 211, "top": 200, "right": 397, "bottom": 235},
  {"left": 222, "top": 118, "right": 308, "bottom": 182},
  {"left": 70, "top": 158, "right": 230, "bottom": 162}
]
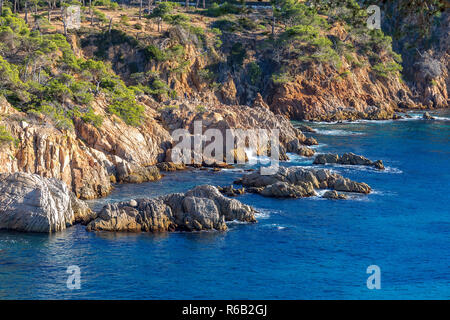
[
  {"left": 247, "top": 62, "right": 262, "bottom": 85},
  {"left": 196, "top": 105, "right": 207, "bottom": 113},
  {"left": 372, "top": 62, "right": 403, "bottom": 79},
  {"left": 271, "top": 72, "right": 293, "bottom": 84},
  {"left": 81, "top": 108, "right": 103, "bottom": 128},
  {"left": 0, "top": 125, "right": 14, "bottom": 146}
]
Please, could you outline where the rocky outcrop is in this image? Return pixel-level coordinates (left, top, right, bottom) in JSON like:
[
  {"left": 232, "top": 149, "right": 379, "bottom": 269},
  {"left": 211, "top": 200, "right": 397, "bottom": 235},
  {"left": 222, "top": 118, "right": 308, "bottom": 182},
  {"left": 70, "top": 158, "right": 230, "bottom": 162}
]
[
  {"left": 156, "top": 162, "right": 187, "bottom": 172},
  {"left": 0, "top": 172, "right": 92, "bottom": 232},
  {"left": 422, "top": 112, "right": 436, "bottom": 120},
  {"left": 0, "top": 97, "right": 170, "bottom": 199},
  {"left": 157, "top": 96, "right": 317, "bottom": 165},
  {"left": 314, "top": 153, "right": 385, "bottom": 170},
  {"left": 217, "top": 185, "right": 245, "bottom": 197},
  {"left": 87, "top": 185, "right": 257, "bottom": 232},
  {"left": 323, "top": 190, "right": 348, "bottom": 200},
  {"left": 237, "top": 166, "right": 371, "bottom": 198}
]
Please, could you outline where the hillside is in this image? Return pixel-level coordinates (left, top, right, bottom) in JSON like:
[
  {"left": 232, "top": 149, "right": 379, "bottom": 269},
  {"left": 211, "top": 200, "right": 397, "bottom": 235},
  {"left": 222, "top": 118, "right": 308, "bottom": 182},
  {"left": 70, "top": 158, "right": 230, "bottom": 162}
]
[{"left": 0, "top": 0, "right": 448, "bottom": 198}]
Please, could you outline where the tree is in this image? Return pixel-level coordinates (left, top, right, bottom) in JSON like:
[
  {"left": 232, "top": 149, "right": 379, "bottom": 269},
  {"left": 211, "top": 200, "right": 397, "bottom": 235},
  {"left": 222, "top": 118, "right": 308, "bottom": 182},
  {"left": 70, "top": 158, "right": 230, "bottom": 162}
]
[{"left": 81, "top": 59, "right": 108, "bottom": 94}]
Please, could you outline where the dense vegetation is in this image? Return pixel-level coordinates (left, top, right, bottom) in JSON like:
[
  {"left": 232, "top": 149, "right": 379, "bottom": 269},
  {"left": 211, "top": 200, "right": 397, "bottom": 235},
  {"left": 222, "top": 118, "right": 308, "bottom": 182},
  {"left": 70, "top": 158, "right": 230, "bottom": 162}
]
[{"left": 0, "top": 0, "right": 445, "bottom": 134}]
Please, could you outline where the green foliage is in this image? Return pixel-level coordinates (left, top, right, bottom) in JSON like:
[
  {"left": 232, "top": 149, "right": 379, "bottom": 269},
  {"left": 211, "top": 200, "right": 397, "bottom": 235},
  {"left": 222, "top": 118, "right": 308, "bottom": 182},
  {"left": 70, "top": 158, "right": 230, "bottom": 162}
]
[
  {"left": 0, "top": 124, "right": 14, "bottom": 146},
  {"left": 206, "top": 2, "right": 240, "bottom": 17},
  {"left": 157, "top": 104, "right": 179, "bottom": 113},
  {"left": 145, "top": 45, "right": 167, "bottom": 62},
  {"left": 271, "top": 72, "right": 293, "bottom": 84},
  {"left": 196, "top": 105, "right": 207, "bottom": 113},
  {"left": 38, "top": 104, "right": 74, "bottom": 131},
  {"left": 229, "top": 42, "right": 247, "bottom": 67},
  {"left": 164, "top": 14, "right": 190, "bottom": 26},
  {"left": 151, "top": 2, "right": 176, "bottom": 19},
  {"left": 81, "top": 108, "right": 103, "bottom": 128},
  {"left": 372, "top": 62, "right": 403, "bottom": 79},
  {"left": 247, "top": 62, "right": 262, "bottom": 85}
]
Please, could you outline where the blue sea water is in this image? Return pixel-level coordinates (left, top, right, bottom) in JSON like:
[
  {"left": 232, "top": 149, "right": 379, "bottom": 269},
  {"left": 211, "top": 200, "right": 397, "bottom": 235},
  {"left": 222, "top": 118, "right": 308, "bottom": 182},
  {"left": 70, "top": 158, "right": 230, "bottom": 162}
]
[{"left": 0, "top": 111, "right": 449, "bottom": 299}]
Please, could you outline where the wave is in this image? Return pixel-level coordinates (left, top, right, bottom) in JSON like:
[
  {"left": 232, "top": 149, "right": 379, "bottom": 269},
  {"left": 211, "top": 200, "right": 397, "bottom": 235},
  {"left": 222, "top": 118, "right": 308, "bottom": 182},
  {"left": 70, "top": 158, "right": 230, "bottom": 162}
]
[
  {"left": 313, "top": 129, "right": 365, "bottom": 136},
  {"left": 315, "top": 162, "right": 403, "bottom": 174}
]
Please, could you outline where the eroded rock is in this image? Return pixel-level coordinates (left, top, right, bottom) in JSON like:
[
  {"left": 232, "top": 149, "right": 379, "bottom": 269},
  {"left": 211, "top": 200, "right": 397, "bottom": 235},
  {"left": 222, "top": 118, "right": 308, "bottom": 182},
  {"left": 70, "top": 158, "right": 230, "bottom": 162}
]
[
  {"left": 238, "top": 166, "right": 371, "bottom": 198},
  {"left": 0, "top": 172, "right": 91, "bottom": 232},
  {"left": 313, "top": 153, "right": 385, "bottom": 170},
  {"left": 86, "top": 185, "right": 257, "bottom": 232}
]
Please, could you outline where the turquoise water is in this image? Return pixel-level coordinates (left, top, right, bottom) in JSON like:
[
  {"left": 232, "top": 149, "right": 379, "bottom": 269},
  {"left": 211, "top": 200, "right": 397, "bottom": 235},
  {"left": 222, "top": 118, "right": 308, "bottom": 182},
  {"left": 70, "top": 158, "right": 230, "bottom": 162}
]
[{"left": 0, "top": 111, "right": 449, "bottom": 299}]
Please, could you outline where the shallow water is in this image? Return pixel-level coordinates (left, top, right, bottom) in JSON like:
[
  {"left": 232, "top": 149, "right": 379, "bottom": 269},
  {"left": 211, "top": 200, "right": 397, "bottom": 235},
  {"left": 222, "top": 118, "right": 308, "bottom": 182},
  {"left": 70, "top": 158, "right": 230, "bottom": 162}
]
[{"left": 0, "top": 110, "right": 449, "bottom": 299}]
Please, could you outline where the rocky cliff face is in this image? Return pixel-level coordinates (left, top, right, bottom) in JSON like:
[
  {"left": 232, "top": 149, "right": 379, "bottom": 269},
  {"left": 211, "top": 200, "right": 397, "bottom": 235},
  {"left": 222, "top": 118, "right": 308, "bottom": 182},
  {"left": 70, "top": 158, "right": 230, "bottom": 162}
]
[
  {"left": 378, "top": 1, "right": 449, "bottom": 109},
  {"left": 268, "top": 64, "right": 414, "bottom": 121},
  {"left": 1, "top": 91, "right": 313, "bottom": 199}
]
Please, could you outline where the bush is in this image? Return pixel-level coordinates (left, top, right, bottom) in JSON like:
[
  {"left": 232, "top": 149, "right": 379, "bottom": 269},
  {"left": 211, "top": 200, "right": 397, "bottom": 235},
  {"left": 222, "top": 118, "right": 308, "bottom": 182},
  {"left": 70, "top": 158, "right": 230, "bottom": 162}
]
[
  {"left": 372, "top": 62, "right": 403, "bottom": 79},
  {"left": 247, "top": 62, "right": 262, "bottom": 85},
  {"left": 145, "top": 45, "right": 167, "bottom": 62},
  {"left": 81, "top": 108, "right": 103, "bottom": 128},
  {"left": 0, "top": 125, "right": 14, "bottom": 146},
  {"left": 206, "top": 2, "right": 240, "bottom": 17}
]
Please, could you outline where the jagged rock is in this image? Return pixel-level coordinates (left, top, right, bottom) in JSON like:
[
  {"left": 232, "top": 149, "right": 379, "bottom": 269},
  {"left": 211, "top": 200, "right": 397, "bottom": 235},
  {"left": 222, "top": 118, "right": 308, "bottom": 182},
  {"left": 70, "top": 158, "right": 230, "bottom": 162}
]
[
  {"left": 373, "top": 160, "right": 385, "bottom": 170},
  {"left": 295, "top": 124, "right": 316, "bottom": 133},
  {"left": 86, "top": 185, "right": 256, "bottom": 232},
  {"left": 339, "top": 153, "right": 373, "bottom": 166},
  {"left": 323, "top": 190, "right": 348, "bottom": 200},
  {"left": 70, "top": 193, "right": 96, "bottom": 225},
  {"left": 423, "top": 112, "right": 435, "bottom": 120},
  {"left": 313, "top": 153, "right": 340, "bottom": 165},
  {"left": 313, "top": 152, "right": 385, "bottom": 170},
  {"left": 116, "top": 163, "right": 162, "bottom": 184},
  {"left": 0, "top": 172, "right": 87, "bottom": 232},
  {"left": 240, "top": 166, "right": 371, "bottom": 198},
  {"left": 185, "top": 185, "right": 256, "bottom": 222},
  {"left": 156, "top": 162, "right": 187, "bottom": 172},
  {"left": 260, "top": 181, "right": 316, "bottom": 198},
  {"left": 217, "top": 185, "right": 245, "bottom": 197}
]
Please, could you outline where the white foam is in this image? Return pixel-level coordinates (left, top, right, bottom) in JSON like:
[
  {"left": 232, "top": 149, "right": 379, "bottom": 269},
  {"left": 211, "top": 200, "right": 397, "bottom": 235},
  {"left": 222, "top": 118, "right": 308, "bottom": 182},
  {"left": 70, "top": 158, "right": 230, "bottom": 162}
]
[{"left": 314, "top": 129, "right": 365, "bottom": 136}]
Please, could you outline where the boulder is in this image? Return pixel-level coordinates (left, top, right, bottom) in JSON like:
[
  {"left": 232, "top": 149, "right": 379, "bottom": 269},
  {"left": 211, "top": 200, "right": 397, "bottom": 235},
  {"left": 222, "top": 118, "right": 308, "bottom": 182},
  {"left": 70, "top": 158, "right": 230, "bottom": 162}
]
[
  {"left": 313, "top": 153, "right": 339, "bottom": 165},
  {"left": 217, "top": 185, "right": 245, "bottom": 197},
  {"left": 0, "top": 172, "right": 91, "bottom": 232},
  {"left": 259, "top": 181, "right": 316, "bottom": 198},
  {"left": 71, "top": 192, "right": 96, "bottom": 225},
  {"left": 86, "top": 185, "right": 256, "bottom": 232},
  {"left": 423, "top": 112, "right": 435, "bottom": 120},
  {"left": 116, "top": 163, "right": 162, "bottom": 184},
  {"left": 240, "top": 166, "right": 371, "bottom": 198},
  {"left": 313, "top": 152, "right": 385, "bottom": 170},
  {"left": 156, "top": 162, "right": 187, "bottom": 172},
  {"left": 323, "top": 190, "right": 348, "bottom": 200}
]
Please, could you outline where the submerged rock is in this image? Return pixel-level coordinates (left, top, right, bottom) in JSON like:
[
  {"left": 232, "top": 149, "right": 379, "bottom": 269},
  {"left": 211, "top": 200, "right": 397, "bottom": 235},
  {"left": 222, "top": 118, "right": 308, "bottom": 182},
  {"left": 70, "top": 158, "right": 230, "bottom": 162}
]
[
  {"left": 0, "top": 172, "right": 92, "bottom": 232},
  {"left": 86, "top": 185, "right": 257, "bottom": 232},
  {"left": 423, "top": 112, "right": 435, "bottom": 120},
  {"left": 238, "top": 166, "right": 371, "bottom": 198},
  {"left": 313, "top": 152, "right": 385, "bottom": 170}
]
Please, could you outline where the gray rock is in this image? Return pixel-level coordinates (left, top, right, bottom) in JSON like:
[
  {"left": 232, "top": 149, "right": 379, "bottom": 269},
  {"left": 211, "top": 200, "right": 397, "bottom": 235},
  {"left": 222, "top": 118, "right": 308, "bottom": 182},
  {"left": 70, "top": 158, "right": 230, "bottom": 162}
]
[
  {"left": 313, "top": 153, "right": 339, "bottom": 165},
  {"left": 323, "top": 190, "right": 348, "bottom": 200},
  {"left": 313, "top": 152, "right": 385, "bottom": 170},
  {"left": 259, "top": 181, "right": 316, "bottom": 198},
  {"left": 423, "top": 112, "right": 435, "bottom": 120},
  {"left": 87, "top": 185, "right": 256, "bottom": 232},
  {"left": 0, "top": 173, "right": 75, "bottom": 232},
  {"left": 240, "top": 166, "right": 371, "bottom": 198},
  {"left": 71, "top": 192, "right": 96, "bottom": 225}
]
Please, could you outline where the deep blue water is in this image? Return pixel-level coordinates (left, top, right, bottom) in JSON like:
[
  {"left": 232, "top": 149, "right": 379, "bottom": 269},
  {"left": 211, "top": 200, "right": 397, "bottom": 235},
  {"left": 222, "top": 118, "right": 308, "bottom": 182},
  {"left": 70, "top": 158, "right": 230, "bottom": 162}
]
[{"left": 0, "top": 111, "right": 449, "bottom": 299}]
